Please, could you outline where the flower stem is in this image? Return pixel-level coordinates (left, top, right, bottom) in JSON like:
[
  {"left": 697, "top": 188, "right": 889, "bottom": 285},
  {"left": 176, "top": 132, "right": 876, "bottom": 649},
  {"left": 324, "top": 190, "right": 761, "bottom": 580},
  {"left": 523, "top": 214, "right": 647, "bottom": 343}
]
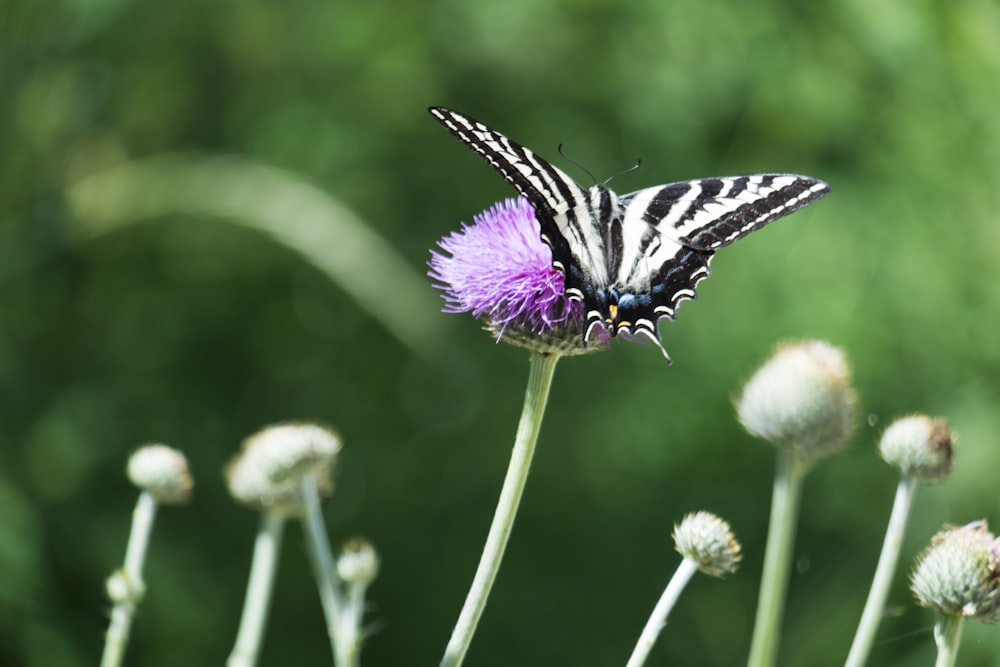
[
  {"left": 101, "top": 491, "right": 159, "bottom": 667},
  {"left": 933, "top": 614, "right": 964, "bottom": 667},
  {"left": 299, "top": 476, "right": 352, "bottom": 667},
  {"left": 747, "top": 451, "right": 805, "bottom": 667},
  {"left": 626, "top": 557, "right": 700, "bottom": 667},
  {"left": 844, "top": 476, "right": 919, "bottom": 667},
  {"left": 228, "top": 510, "right": 287, "bottom": 667},
  {"left": 439, "top": 351, "right": 561, "bottom": 667},
  {"left": 338, "top": 580, "right": 367, "bottom": 667}
]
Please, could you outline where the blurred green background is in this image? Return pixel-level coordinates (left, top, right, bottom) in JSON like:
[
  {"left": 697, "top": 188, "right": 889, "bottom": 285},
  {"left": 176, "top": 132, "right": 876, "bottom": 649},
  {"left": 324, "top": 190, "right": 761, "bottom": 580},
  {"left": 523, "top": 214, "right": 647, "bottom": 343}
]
[{"left": 3, "top": 0, "right": 1000, "bottom": 665}]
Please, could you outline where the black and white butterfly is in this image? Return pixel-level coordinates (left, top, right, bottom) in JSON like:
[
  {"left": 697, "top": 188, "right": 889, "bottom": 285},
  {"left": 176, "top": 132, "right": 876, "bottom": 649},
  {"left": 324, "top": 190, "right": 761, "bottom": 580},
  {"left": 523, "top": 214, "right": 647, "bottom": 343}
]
[{"left": 429, "top": 107, "right": 830, "bottom": 361}]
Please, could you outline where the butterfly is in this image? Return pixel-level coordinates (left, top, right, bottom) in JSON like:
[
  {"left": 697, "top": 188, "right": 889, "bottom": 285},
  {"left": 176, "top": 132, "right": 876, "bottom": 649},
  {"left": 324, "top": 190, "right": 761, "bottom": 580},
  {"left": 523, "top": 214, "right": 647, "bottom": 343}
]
[{"left": 429, "top": 107, "right": 830, "bottom": 361}]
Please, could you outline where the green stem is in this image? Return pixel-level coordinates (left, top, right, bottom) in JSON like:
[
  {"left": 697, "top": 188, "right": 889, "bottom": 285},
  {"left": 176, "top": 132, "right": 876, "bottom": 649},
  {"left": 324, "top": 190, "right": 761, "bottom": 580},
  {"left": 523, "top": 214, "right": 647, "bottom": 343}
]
[
  {"left": 747, "top": 451, "right": 805, "bottom": 667},
  {"left": 338, "top": 580, "right": 368, "bottom": 667},
  {"left": 299, "top": 476, "right": 351, "bottom": 667},
  {"left": 439, "top": 351, "right": 561, "bottom": 667},
  {"left": 101, "top": 491, "right": 159, "bottom": 667},
  {"left": 227, "top": 510, "right": 287, "bottom": 667},
  {"left": 844, "top": 476, "right": 919, "bottom": 667},
  {"left": 933, "top": 614, "right": 964, "bottom": 667},
  {"left": 626, "top": 558, "right": 700, "bottom": 667}
]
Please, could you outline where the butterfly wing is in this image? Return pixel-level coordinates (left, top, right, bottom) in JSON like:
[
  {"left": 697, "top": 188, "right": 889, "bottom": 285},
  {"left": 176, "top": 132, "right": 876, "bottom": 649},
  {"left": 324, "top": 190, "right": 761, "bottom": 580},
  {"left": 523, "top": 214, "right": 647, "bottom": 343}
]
[
  {"left": 428, "top": 107, "right": 611, "bottom": 299},
  {"left": 609, "top": 174, "right": 830, "bottom": 326},
  {"left": 620, "top": 174, "right": 830, "bottom": 253}
]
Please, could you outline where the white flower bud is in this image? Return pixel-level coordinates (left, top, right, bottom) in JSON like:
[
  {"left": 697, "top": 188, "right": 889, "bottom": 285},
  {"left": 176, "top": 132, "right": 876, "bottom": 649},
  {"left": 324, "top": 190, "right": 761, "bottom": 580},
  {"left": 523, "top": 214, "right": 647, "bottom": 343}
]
[
  {"left": 879, "top": 415, "right": 955, "bottom": 480},
  {"left": 737, "top": 340, "right": 856, "bottom": 467},
  {"left": 226, "top": 423, "right": 342, "bottom": 515},
  {"left": 337, "top": 538, "right": 380, "bottom": 586},
  {"left": 673, "top": 511, "right": 742, "bottom": 578},
  {"left": 126, "top": 444, "right": 193, "bottom": 504},
  {"left": 911, "top": 521, "right": 1000, "bottom": 623}
]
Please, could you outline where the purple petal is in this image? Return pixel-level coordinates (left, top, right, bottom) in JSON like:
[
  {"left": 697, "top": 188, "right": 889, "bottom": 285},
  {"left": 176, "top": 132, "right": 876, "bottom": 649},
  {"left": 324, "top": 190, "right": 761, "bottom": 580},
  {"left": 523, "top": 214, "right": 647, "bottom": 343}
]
[{"left": 428, "top": 197, "right": 583, "bottom": 336}]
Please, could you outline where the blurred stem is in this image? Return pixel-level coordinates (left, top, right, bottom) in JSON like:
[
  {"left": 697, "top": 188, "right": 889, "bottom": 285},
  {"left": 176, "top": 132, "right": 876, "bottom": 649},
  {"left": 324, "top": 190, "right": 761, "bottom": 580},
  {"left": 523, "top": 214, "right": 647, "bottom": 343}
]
[
  {"left": 338, "top": 580, "right": 368, "bottom": 667},
  {"left": 439, "top": 351, "right": 561, "bottom": 667},
  {"left": 300, "top": 476, "right": 352, "bottom": 667},
  {"left": 933, "top": 614, "right": 964, "bottom": 667},
  {"left": 845, "top": 476, "right": 919, "bottom": 667},
  {"left": 63, "top": 154, "right": 443, "bottom": 358},
  {"left": 747, "top": 451, "right": 804, "bottom": 667},
  {"left": 626, "top": 557, "right": 700, "bottom": 667},
  {"left": 101, "top": 491, "right": 159, "bottom": 667},
  {"left": 228, "top": 510, "right": 287, "bottom": 667}
]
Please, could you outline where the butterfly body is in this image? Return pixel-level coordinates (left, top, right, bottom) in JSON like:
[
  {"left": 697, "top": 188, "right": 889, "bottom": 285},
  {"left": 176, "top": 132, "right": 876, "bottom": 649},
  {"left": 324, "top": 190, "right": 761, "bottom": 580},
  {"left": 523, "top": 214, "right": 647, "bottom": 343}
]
[{"left": 429, "top": 107, "right": 830, "bottom": 360}]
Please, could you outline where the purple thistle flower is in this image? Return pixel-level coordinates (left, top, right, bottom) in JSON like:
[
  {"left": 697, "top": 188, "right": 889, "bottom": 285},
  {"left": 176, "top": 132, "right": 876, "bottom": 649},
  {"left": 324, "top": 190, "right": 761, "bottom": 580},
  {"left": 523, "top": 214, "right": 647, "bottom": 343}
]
[{"left": 429, "top": 197, "right": 600, "bottom": 354}]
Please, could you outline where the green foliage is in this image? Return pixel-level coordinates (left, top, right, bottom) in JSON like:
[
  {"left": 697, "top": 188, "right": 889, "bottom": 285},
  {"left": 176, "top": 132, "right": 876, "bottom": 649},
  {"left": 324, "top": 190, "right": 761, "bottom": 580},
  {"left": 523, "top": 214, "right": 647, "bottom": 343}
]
[{"left": 2, "top": 0, "right": 1000, "bottom": 664}]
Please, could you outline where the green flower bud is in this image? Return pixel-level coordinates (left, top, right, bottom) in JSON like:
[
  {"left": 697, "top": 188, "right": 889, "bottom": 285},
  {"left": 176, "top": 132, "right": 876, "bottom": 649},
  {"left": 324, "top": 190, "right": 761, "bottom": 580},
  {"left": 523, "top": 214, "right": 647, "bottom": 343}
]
[
  {"left": 911, "top": 521, "right": 1000, "bottom": 623},
  {"left": 487, "top": 322, "right": 606, "bottom": 357}
]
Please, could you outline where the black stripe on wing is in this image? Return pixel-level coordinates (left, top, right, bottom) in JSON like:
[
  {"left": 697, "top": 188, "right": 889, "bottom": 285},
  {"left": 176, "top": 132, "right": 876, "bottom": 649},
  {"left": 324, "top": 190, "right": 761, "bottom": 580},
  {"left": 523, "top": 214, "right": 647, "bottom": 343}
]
[
  {"left": 620, "top": 175, "right": 830, "bottom": 252},
  {"left": 649, "top": 246, "right": 714, "bottom": 321},
  {"left": 428, "top": 107, "right": 586, "bottom": 222}
]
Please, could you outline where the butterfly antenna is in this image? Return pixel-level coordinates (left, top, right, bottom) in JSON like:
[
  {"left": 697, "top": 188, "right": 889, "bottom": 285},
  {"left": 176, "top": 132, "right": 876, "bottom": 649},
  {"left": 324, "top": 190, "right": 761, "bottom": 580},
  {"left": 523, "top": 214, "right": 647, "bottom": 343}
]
[
  {"left": 557, "top": 144, "right": 598, "bottom": 185},
  {"left": 603, "top": 158, "right": 642, "bottom": 187}
]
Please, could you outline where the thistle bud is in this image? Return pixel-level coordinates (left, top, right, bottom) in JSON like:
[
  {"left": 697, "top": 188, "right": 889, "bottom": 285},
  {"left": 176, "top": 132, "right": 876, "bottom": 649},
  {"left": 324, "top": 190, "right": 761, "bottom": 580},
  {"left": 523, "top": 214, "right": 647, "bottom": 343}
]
[
  {"left": 226, "top": 423, "right": 341, "bottom": 515},
  {"left": 911, "top": 521, "right": 1000, "bottom": 623},
  {"left": 337, "top": 538, "right": 380, "bottom": 586},
  {"left": 673, "top": 511, "right": 742, "bottom": 578},
  {"left": 736, "top": 340, "right": 856, "bottom": 467},
  {"left": 879, "top": 415, "right": 955, "bottom": 480},
  {"left": 126, "top": 444, "right": 193, "bottom": 504}
]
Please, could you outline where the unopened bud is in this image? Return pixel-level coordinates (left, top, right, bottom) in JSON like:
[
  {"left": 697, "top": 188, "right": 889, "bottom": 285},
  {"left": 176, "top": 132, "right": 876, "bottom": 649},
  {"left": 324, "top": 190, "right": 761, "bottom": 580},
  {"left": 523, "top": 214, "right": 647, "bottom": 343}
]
[
  {"left": 879, "top": 415, "right": 955, "bottom": 480},
  {"left": 737, "top": 340, "right": 856, "bottom": 467},
  {"left": 226, "top": 423, "right": 341, "bottom": 515},
  {"left": 127, "top": 444, "right": 192, "bottom": 504},
  {"left": 673, "top": 511, "right": 742, "bottom": 578},
  {"left": 911, "top": 521, "right": 1000, "bottom": 623}
]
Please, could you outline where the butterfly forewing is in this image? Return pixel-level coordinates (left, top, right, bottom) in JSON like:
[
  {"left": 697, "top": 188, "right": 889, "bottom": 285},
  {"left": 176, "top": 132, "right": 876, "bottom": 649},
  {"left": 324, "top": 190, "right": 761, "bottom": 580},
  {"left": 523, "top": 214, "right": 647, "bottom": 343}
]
[
  {"left": 613, "top": 175, "right": 830, "bottom": 310},
  {"left": 428, "top": 107, "right": 607, "bottom": 290},
  {"left": 620, "top": 175, "right": 830, "bottom": 253},
  {"left": 428, "top": 107, "right": 585, "bottom": 220}
]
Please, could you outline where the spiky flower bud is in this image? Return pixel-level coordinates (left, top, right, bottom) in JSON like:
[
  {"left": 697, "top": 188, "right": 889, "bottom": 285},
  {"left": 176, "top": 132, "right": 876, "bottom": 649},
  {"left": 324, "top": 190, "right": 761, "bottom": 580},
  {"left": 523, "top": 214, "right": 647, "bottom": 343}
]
[
  {"left": 673, "top": 511, "right": 742, "bottom": 578},
  {"left": 337, "top": 538, "right": 380, "bottom": 586},
  {"left": 879, "top": 415, "right": 956, "bottom": 480},
  {"left": 736, "top": 340, "right": 856, "bottom": 467},
  {"left": 911, "top": 521, "right": 1000, "bottom": 622},
  {"left": 126, "top": 444, "right": 193, "bottom": 504},
  {"left": 226, "top": 423, "right": 341, "bottom": 515}
]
